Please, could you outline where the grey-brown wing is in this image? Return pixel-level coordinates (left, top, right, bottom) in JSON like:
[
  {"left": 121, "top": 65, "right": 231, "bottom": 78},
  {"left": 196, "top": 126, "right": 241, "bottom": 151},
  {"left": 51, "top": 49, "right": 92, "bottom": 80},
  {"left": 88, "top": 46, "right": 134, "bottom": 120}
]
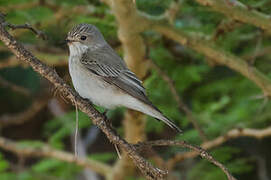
[
  {"left": 81, "top": 45, "right": 127, "bottom": 71},
  {"left": 80, "top": 47, "right": 152, "bottom": 106}
]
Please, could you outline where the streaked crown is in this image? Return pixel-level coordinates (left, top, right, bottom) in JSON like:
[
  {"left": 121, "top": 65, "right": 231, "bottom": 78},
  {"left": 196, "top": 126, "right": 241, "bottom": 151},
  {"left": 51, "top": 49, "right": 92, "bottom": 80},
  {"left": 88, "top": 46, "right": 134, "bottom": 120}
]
[
  {"left": 68, "top": 24, "right": 96, "bottom": 37},
  {"left": 67, "top": 23, "right": 106, "bottom": 46}
]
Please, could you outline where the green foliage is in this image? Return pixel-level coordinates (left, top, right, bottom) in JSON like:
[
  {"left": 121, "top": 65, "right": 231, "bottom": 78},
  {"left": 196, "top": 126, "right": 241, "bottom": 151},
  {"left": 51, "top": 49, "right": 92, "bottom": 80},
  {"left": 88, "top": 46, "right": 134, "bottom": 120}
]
[
  {"left": 17, "top": 140, "right": 45, "bottom": 149},
  {"left": 0, "top": 154, "right": 9, "bottom": 172},
  {"left": 7, "top": 7, "right": 53, "bottom": 24},
  {"left": 137, "top": 0, "right": 172, "bottom": 15},
  {"left": 32, "top": 158, "right": 81, "bottom": 178},
  {"left": 89, "top": 152, "right": 116, "bottom": 163}
]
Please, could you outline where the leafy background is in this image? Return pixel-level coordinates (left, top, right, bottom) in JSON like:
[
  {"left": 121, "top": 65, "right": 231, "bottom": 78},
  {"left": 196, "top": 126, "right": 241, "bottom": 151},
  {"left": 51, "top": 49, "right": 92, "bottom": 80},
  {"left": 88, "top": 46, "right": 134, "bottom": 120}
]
[{"left": 0, "top": 0, "right": 271, "bottom": 179}]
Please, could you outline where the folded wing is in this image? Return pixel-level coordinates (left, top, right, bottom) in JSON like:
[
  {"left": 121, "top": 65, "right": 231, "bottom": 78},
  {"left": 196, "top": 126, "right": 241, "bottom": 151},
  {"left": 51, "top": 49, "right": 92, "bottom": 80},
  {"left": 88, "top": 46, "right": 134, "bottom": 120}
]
[{"left": 80, "top": 46, "right": 150, "bottom": 105}]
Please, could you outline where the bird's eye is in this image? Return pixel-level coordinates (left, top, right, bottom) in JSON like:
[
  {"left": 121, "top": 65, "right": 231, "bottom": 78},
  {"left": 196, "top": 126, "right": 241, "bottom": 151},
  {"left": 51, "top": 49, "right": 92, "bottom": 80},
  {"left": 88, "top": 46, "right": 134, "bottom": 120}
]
[{"left": 80, "top": 36, "right": 87, "bottom": 40}]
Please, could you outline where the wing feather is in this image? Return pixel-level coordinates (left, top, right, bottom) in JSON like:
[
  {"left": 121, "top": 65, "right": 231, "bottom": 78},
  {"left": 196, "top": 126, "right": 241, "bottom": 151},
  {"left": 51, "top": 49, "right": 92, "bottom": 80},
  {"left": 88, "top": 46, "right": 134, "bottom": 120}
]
[{"left": 80, "top": 46, "right": 150, "bottom": 104}]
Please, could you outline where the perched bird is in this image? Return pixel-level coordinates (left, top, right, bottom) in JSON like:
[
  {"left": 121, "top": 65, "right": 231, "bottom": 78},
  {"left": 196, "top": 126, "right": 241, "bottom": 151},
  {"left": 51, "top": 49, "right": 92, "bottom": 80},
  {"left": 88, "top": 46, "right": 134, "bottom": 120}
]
[{"left": 66, "top": 23, "right": 181, "bottom": 132}]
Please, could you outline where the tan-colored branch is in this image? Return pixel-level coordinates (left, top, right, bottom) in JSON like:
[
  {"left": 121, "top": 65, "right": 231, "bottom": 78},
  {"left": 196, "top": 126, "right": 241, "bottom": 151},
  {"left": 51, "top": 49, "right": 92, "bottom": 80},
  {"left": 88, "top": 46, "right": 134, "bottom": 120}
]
[
  {"left": 0, "top": 97, "right": 48, "bottom": 127},
  {"left": 149, "top": 23, "right": 271, "bottom": 97},
  {"left": 0, "top": 136, "right": 111, "bottom": 176},
  {"left": 136, "top": 140, "right": 236, "bottom": 180},
  {"left": 0, "top": 75, "right": 30, "bottom": 96},
  {"left": 149, "top": 60, "right": 207, "bottom": 142},
  {"left": 167, "top": 126, "right": 271, "bottom": 169},
  {"left": 0, "top": 16, "right": 166, "bottom": 180},
  {"left": 195, "top": 0, "right": 271, "bottom": 35}
]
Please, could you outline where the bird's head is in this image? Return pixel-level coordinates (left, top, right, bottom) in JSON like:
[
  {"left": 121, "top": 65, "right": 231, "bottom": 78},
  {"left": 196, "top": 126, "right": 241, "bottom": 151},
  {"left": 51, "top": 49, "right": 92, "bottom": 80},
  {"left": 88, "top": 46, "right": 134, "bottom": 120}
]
[{"left": 66, "top": 24, "right": 106, "bottom": 55}]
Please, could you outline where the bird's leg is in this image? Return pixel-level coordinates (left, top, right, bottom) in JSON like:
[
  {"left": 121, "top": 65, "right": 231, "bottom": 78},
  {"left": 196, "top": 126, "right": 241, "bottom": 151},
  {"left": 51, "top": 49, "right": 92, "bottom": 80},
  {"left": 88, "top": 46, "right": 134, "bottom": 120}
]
[
  {"left": 101, "top": 109, "right": 113, "bottom": 127},
  {"left": 102, "top": 109, "right": 111, "bottom": 125},
  {"left": 102, "top": 109, "right": 109, "bottom": 116},
  {"left": 52, "top": 86, "right": 68, "bottom": 103}
]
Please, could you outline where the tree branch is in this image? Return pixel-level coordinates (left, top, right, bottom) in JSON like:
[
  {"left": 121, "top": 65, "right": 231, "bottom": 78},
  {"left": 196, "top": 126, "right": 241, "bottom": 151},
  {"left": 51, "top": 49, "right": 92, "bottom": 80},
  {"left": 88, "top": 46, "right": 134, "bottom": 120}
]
[
  {"left": 195, "top": 0, "right": 271, "bottom": 35},
  {"left": 149, "top": 22, "right": 271, "bottom": 97},
  {"left": 0, "top": 15, "right": 166, "bottom": 180},
  {"left": 0, "top": 136, "right": 111, "bottom": 176},
  {"left": 167, "top": 126, "right": 271, "bottom": 169},
  {"left": 136, "top": 140, "right": 236, "bottom": 180},
  {"left": 3, "top": 21, "right": 47, "bottom": 40}
]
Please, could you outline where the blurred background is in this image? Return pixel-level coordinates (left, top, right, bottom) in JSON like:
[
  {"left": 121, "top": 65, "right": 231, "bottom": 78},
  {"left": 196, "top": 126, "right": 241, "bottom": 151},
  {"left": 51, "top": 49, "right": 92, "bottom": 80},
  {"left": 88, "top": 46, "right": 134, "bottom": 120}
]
[{"left": 1, "top": 0, "right": 271, "bottom": 180}]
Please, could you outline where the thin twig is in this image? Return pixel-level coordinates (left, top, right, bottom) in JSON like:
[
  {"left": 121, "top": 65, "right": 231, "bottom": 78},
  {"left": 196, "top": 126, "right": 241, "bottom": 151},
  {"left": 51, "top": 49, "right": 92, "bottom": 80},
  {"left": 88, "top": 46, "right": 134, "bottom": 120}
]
[
  {"left": 136, "top": 140, "right": 237, "bottom": 180},
  {"left": 167, "top": 127, "right": 271, "bottom": 169},
  {"left": 73, "top": 97, "right": 79, "bottom": 157},
  {"left": 3, "top": 22, "right": 47, "bottom": 40},
  {"left": 149, "top": 60, "right": 208, "bottom": 142},
  {"left": 48, "top": 98, "right": 100, "bottom": 179}
]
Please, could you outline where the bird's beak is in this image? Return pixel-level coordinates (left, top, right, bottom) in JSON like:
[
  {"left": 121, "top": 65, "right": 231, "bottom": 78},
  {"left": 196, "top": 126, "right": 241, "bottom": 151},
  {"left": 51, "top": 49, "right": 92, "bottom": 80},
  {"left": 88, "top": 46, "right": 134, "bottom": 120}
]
[
  {"left": 65, "top": 39, "right": 71, "bottom": 43},
  {"left": 65, "top": 38, "right": 76, "bottom": 44}
]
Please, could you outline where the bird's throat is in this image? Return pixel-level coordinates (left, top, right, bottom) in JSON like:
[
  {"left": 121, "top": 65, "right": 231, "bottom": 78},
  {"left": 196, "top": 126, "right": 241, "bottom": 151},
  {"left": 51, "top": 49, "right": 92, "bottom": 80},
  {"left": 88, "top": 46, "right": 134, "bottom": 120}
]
[{"left": 68, "top": 42, "right": 88, "bottom": 57}]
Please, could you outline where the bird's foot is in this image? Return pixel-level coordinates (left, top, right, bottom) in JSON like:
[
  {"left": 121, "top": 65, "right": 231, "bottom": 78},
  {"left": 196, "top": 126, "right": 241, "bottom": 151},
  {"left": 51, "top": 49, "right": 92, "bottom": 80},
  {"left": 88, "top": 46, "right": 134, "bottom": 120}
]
[
  {"left": 102, "top": 109, "right": 113, "bottom": 127},
  {"left": 102, "top": 109, "right": 109, "bottom": 116}
]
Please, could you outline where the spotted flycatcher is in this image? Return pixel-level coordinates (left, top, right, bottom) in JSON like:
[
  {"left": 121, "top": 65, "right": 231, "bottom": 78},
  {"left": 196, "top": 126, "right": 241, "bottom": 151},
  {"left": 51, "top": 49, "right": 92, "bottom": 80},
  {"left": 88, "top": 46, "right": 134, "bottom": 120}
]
[{"left": 66, "top": 23, "right": 181, "bottom": 132}]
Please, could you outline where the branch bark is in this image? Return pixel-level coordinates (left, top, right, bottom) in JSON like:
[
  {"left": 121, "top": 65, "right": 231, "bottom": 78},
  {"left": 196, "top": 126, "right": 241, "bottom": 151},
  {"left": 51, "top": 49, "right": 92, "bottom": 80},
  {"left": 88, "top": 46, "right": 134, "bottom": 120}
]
[
  {"left": 195, "top": 0, "right": 271, "bottom": 35},
  {"left": 167, "top": 126, "right": 271, "bottom": 169},
  {"left": 136, "top": 140, "right": 236, "bottom": 180},
  {"left": 0, "top": 136, "right": 111, "bottom": 176},
  {"left": 4, "top": 22, "right": 47, "bottom": 40}
]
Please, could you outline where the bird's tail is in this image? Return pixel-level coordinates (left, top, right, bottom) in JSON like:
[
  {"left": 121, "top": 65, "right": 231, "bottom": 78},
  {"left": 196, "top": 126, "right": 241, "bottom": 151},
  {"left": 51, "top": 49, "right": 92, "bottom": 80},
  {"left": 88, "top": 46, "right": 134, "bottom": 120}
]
[
  {"left": 132, "top": 101, "right": 182, "bottom": 133},
  {"left": 155, "top": 114, "right": 182, "bottom": 133}
]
